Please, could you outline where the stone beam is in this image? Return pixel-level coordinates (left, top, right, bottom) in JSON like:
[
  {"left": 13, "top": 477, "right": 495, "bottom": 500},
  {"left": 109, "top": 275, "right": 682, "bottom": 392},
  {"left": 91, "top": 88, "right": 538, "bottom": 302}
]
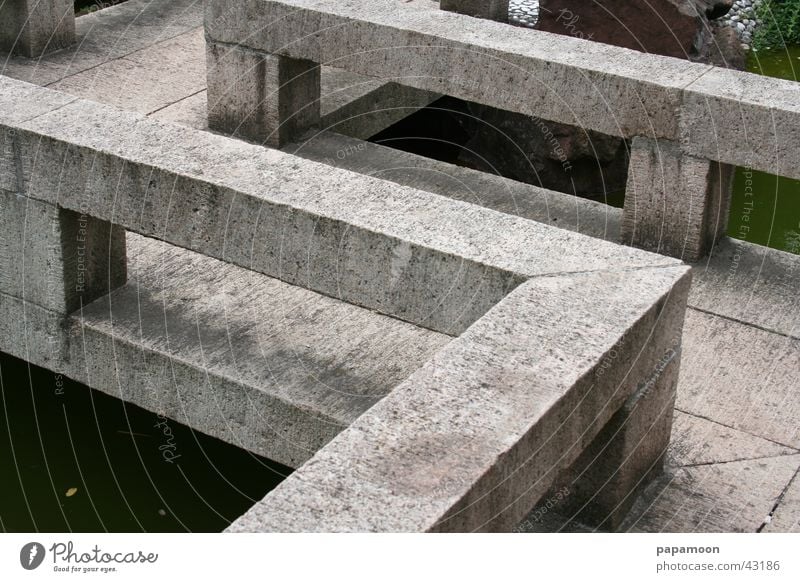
[
  {"left": 203, "top": 0, "right": 800, "bottom": 181},
  {"left": 0, "top": 76, "right": 678, "bottom": 336},
  {"left": 227, "top": 265, "right": 691, "bottom": 532}
]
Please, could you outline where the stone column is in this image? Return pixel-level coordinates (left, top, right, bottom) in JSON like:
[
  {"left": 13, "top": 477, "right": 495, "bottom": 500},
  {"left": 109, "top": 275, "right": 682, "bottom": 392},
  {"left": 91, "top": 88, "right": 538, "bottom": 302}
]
[
  {"left": 0, "top": 190, "right": 127, "bottom": 315},
  {"left": 621, "top": 137, "right": 733, "bottom": 262},
  {"left": 206, "top": 41, "right": 321, "bottom": 148},
  {"left": 558, "top": 347, "right": 680, "bottom": 530},
  {"left": 0, "top": 0, "right": 76, "bottom": 58},
  {"left": 440, "top": 0, "right": 510, "bottom": 22}
]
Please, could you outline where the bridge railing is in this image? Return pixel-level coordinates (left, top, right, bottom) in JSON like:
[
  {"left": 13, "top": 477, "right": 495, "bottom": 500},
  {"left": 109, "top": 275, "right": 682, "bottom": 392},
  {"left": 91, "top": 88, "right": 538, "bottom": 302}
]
[
  {"left": 204, "top": 0, "right": 799, "bottom": 262},
  {"left": 0, "top": 73, "right": 691, "bottom": 531}
]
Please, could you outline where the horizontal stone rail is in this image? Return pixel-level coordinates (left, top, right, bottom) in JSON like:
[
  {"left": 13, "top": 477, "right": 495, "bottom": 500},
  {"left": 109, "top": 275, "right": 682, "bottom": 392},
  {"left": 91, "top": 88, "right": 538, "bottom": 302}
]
[
  {"left": 0, "top": 74, "right": 691, "bottom": 530},
  {"left": 228, "top": 265, "right": 690, "bottom": 532},
  {"left": 204, "top": 0, "right": 799, "bottom": 262}
]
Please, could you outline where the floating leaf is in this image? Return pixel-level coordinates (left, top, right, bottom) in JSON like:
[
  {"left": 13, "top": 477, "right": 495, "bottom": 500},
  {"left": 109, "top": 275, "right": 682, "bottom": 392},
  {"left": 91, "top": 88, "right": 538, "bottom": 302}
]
[{"left": 65, "top": 487, "right": 78, "bottom": 497}]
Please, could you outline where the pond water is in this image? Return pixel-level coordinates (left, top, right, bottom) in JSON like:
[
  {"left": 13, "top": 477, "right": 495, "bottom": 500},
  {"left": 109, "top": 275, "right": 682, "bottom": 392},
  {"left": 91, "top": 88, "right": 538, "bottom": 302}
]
[
  {"left": 0, "top": 353, "right": 289, "bottom": 532},
  {"left": 727, "top": 45, "right": 800, "bottom": 254}
]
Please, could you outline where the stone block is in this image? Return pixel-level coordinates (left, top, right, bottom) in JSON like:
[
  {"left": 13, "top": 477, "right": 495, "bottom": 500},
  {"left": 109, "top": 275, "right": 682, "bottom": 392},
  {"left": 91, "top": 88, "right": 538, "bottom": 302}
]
[
  {"left": 0, "top": 0, "right": 75, "bottom": 58},
  {"left": 206, "top": 40, "right": 321, "bottom": 147},
  {"left": 0, "top": 190, "right": 126, "bottom": 313},
  {"left": 621, "top": 137, "right": 733, "bottom": 261}
]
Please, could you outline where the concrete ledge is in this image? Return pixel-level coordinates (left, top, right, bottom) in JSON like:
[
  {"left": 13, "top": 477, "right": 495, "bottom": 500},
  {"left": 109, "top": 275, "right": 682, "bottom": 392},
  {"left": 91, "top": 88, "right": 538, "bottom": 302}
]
[
  {"left": 227, "top": 265, "right": 691, "bottom": 532},
  {"left": 205, "top": 0, "right": 701, "bottom": 141},
  {"left": 0, "top": 75, "right": 678, "bottom": 336}
]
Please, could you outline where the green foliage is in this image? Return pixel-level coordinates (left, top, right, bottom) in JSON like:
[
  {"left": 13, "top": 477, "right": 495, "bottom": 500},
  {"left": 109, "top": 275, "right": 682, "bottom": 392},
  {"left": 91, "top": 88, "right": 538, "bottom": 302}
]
[{"left": 753, "top": 0, "right": 800, "bottom": 50}]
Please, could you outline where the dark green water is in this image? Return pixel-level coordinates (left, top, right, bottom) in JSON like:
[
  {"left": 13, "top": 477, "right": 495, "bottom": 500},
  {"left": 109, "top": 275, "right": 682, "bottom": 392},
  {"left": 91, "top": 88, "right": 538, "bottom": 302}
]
[
  {"left": 0, "top": 352, "right": 290, "bottom": 532},
  {"left": 727, "top": 45, "right": 800, "bottom": 254}
]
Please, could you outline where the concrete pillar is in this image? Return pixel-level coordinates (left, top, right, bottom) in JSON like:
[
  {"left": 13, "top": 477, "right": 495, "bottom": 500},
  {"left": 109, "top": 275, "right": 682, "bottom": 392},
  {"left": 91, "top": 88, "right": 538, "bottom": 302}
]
[
  {"left": 440, "top": 0, "right": 510, "bottom": 22},
  {"left": 0, "top": 189, "right": 127, "bottom": 314},
  {"left": 551, "top": 346, "right": 680, "bottom": 530},
  {"left": 206, "top": 41, "right": 321, "bottom": 148},
  {"left": 0, "top": 0, "right": 76, "bottom": 58},
  {"left": 621, "top": 137, "right": 733, "bottom": 262}
]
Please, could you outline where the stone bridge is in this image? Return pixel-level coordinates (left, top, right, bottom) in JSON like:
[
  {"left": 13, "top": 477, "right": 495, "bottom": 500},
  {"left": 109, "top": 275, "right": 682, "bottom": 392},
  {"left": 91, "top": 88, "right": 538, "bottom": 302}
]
[{"left": 1, "top": 0, "right": 798, "bottom": 532}]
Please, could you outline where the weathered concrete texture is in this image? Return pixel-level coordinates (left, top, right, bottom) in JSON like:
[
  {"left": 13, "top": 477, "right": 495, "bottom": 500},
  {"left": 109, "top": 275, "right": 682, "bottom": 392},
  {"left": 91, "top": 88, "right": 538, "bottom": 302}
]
[
  {"left": 540, "top": 348, "right": 681, "bottom": 531},
  {"left": 67, "top": 232, "right": 450, "bottom": 468},
  {"left": 681, "top": 67, "right": 800, "bottom": 181},
  {"left": 440, "top": 0, "right": 509, "bottom": 22},
  {"left": 49, "top": 29, "right": 207, "bottom": 116},
  {"left": 284, "top": 130, "right": 622, "bottom": 241},
  {"left": 764, "top": 469, "right": 800, "bottom": 533},
  {"left": 0, "top": 190, "right": 126, "bottom": 313},
  {"left": 622, "top": 137, "right": 732, "bottom": 262},
  {"left": 0, "top": 289, "right": 69, "bottom": 372},
  {"left": 668, "top": 411, "right": 797, "bottom": 467},
  {"left": 206, "top": 40, "right": 321, "bottom": 147},
  {"left": 689, "top": 238, "right": 800, "bottom": 340},
  {"left": 1, "top": 0, "right": 202, "bottom": 86},
  {"left": 621, "top": 454, "right": 800, "bottom": 532},
  {"left": 0, "top": 76, "right": 679, "bottom": 336},
  {"left": 204, "top": 0, "right": 709, "bottom": 141},
  {"left": 226, "top": 265, "right": 691, "bottom": 532},
  {"left": 677, "top": 309, "right": 800, "bottom": 448},
  {"left": 0, "top": 0, "right": 75, "bottom": 58}
]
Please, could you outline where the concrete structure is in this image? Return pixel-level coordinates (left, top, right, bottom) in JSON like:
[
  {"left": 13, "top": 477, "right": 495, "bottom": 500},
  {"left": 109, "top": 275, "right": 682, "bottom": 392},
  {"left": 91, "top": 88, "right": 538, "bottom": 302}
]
[
  {"left": 204, "top": 0, "right": 799, "bottom": 261},
  {"left": 1, "top": 0, "right": 798, "bottom": 533},
  {"left": 0, "top": 73, "right": 690, "bottom": 530},
  {"left": 0, "top": 0, "right": 75, "bottom": 57}
]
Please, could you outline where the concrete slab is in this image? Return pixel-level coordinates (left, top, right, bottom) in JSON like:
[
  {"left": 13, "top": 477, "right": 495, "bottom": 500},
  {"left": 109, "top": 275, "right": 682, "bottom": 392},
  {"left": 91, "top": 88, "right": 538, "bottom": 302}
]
[
  {"left": 1, "top": 0, "right": 203, "bottom": 86},
  {"left": 668, "top": 411, "right": 797, "bottom": 467},
  {"left": 764, "top": 469, "right": 800, "bottom": 533},
  {"left": 690, "top": 238, "right": 800, "bottom": 340},
  {"left": 150, "top": 90, "right": 208, "bottom": 129},
  {"left": 677, "top": 309, "right": 800, "bottom": 448},
  {"left": 48, "top": 29, "right": 206, "bottom": 115},
  {"left": 621, "top": 454, "right": 800, "bottom": 532}
]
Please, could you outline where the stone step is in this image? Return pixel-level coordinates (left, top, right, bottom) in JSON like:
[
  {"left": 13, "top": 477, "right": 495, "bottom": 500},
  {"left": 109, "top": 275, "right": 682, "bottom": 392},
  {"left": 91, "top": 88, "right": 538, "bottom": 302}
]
[{"left": 70, "top": 233, "right": 451, "bottom": 468}]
